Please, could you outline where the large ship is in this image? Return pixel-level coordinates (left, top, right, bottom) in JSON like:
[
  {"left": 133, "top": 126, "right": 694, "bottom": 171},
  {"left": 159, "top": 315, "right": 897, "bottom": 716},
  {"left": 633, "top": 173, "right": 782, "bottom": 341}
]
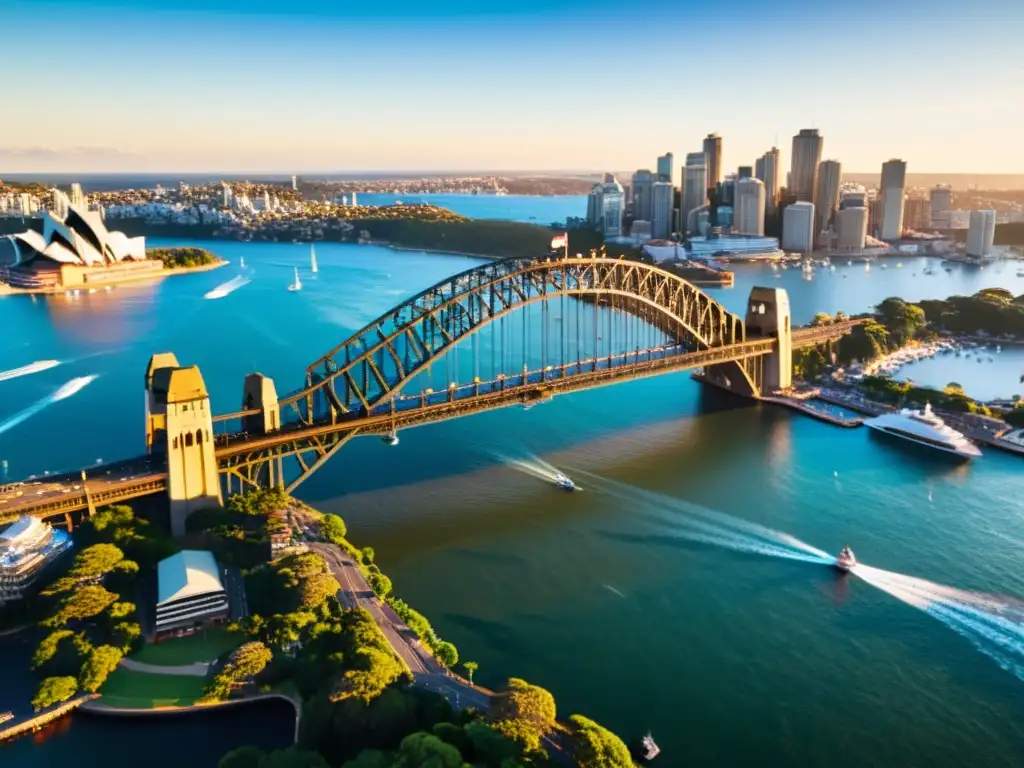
[{"left": 863, "top": 403, "right": 982, "bottom": 460}]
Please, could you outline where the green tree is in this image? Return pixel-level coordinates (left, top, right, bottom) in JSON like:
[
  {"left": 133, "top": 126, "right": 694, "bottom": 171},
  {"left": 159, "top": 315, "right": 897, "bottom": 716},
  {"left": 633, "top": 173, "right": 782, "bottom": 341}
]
[
  {"left": 811, "top": 312, "right": 833, "bottom": 327},
  {"left": 108, "top": 601, "right": 137, "bottom": 619},
  {"left": 49, "top": 585, "right": 119, "bottom": 626},
  {"left": 465, "top": 722, "right": 520, "bottom": 765},
  {"left": 342, "top": 751, "right": 391, "bottom": 768},
  {"left": 112, "top": 621, "right": 142, "bottom": 651},
  {"left": 227, "top": 641, "right": 274, "bottom": 679},
  {"left": 393, "top": 732, "right": 463, "bottom": 768},
  {"left": 490, "top": 678, "right": 556, "bottom": 739},
  {"left": 875, "top": 297, "right": 926, "bottom": 347},
  {"left": 31, "top": 630, "right": 75, "bottom": 671},
  {"left": 79, "top": 645, "right": 123, "bottom": 692},
  {"left": 320, "top": 514, "right": 348, "bottom": 544},
  {"left": 368, "top": 571, "right": 393, "bottom": 599},
  {"left": 219, "top": 746, "right": 266, "bottom": 768},
  {"left": 567, "top": 714, "right": 633, "bottom": 768},
  {"left": 32, "top": 676, "right": 79, "bottom": 711},
  {"left": 258, "top": 746, "right": 330, "bottom": 768},
  {"left": 70, "top": 543, "right": 125, "bottom": 580},
  {"left": 434, "top": 641, "right": 458, "bottom": 669},
  {"left": 1006, "top": 407, "right": 1024, "bottom": 428},
  {"left": 298, "top": 572, "right": 341, "bottom": 610},
  {"left": 361, "top": 546, "right": 375, "bottom": 564},
  {"left": 462, "top": 661, "right": 478, "bottom": 684}
]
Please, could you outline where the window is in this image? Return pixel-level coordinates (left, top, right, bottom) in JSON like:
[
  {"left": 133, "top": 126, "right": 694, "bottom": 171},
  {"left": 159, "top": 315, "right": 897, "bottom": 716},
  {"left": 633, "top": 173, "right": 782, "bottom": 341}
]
[
  {"left": 173, "top": 436, "right": 179, "bottom": 449},
  {"left": 185, "top": 433, "right": 194, "bottom": 447},
  {"left": 195, "top": 429, "right": 203, "bottom": 445}
]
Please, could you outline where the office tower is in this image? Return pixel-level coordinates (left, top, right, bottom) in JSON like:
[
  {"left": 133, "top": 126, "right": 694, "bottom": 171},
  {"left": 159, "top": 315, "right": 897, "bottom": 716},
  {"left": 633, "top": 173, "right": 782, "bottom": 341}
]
[
  {"left": 719, "top": 176, "right": 736, "bottom": 207},
  {"left": 222, "top": 184, "right": 232, "bottom": 208},
  {"left": 656, "top": 153, "right": 674, "bottom": 183},
  {"left": 966, "top": 210, "right": 996, "bottom": 257},
  {"left": 813, "top": 160, "right": 842, "bottom": 234},
  {"left": 790, "top": 129, "right": 823, "bottom": 202},
  {"left": 734, "top": 178, "right": 766, "bottom": 235},
  {"left": 586, "top": 176, "right": 625, "bottom": 237},
  {"left": 930, "top": 185, "right": 953, "bottom": 227},
  {"left": 782, "top": 201, "right": 815, "bottom": 252},
  {"left": 840, "top": 186, "right": 867, "bottom": 209},
  {"left": 291, "top": 175, "right": 298, "bottom": 191},
  {"left": 651, "top": 181, "right": 674, "bottom": 239},
  {"left": 835, "top": 207, "right": 868, "bottom": 250},
  {"left": 19, "top": 193, "right": 32, "bottom": 215},
  {"left": 262, "top": 191, "right": 271, "bottom": 211},
  {"left": 755, "top": 147, "right": 781, "bottom": 213},
  {"left": 903, "top": 195, "right": 931, "bottom": 231},
  {"left": 69, "top": 182, "right": 85, "bottom": 209},
  {"left": 703, "top": 133, "right": 722, "bottom": 187},
  {"left": 681, "top": 155, "right": 708, "bottom": 235},
  {"left": 631, "top": 170, "right": 655, "bottom": 222},
  {"left": 350, "top": 191, "right": 358, "bottom": 206},
  {"left": 50, "top": 188, "right": 70, "bottom": 220},
  {"left": 737, "top": 166, "right": 753, "bottom": 180},
  {"left": 879, "top": 159, "right": 907, "bottom": 240}
]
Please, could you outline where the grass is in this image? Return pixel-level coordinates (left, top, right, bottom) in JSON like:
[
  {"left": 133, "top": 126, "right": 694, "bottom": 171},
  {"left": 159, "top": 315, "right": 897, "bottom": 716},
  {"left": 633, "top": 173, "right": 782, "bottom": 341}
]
[
  {"left": 99, "top": 668, "right": 207, "bottom": 709},
  {"left": 130, "top": 627, "right": 242, "bottom": 666}
]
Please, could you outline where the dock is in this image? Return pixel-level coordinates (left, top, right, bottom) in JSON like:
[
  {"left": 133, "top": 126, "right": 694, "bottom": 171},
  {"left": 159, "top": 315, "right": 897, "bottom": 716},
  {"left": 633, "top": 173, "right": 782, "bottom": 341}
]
[
  {"left": 762, "top": 394, "right": 864, "bottom": 427},
  {"left": 0, "top": 694, "right": 98, "bottom": 744}
]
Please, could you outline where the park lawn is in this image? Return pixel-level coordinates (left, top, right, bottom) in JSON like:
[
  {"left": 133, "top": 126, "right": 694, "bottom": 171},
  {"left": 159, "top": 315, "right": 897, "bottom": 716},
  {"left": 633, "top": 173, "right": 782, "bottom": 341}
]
[
  {"left": 130, "top": 627, "right": 242, "bottom": 666},
  {"left": 99, "top": 668, "right": 207, "bottom": 709}
]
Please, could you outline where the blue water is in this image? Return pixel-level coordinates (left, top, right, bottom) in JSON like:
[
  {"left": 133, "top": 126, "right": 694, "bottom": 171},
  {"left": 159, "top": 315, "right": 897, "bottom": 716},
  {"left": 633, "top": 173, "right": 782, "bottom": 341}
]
[
  {"left": 354, "top": 193, "right": 586, "bottom": 225},
  {"left": 1, "top": 240, "right": 1023, "bottom": 767}
]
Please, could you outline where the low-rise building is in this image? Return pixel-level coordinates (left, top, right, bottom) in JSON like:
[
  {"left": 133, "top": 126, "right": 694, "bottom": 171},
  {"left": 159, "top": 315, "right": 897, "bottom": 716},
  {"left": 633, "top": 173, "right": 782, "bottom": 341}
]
[
  {"left": 0, "top": 516, "right": 73, "bottom": 603},
  {"left": 154, "top": 550, "right": 230, "bottom": 639}
]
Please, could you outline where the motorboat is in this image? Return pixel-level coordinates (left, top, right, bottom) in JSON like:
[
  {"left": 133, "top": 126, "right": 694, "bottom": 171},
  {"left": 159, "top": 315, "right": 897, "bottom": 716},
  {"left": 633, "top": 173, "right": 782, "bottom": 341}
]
[
  {"left": 554, "top": 472, "right": 579, "bottom": 492},
  {"left": 310, "top": 244, "right": 318, "bottom": 274},
  {"left": 863, "top": 403, "right": 982, "bottom": 459},
  {"left": 381, "top": 431, "right": 399, "bottom": 446},
  {"left": 641, "top": 733, "right": 661, "bottom": 761},
  {"left": 288, "top": 267, "right": 302, "bottom": 292},
  {"left": 835, "top": 545, "right": 857, "bottom": 572}
]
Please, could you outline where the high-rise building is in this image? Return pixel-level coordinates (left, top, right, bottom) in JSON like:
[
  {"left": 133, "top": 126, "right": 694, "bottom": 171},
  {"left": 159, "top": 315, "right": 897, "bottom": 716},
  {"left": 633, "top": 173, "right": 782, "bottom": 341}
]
[
  {"left": 782, "top": 201, "right": 815, "bottom": 253},
  {"left": 813, "top": 160, "right": 842, "bottom": 235},
  {"left": 69, "top": 182, "right": 85, "bottom": 209},
  {"left": 719, "top": 176, "right": 736, "bottom": 207},
  {"left": 703, "top": 134, "right": 722, "bottom": 187},
  {"left": 737, "top": 166, "right": 753, "bottom": 180},
  {"left": 291, "top": 175, "right": 298, "bottom": 191},
  {"left": 50, "top": 188, "right": 70, "bottom": 220},
  {"left": 790, "top": 129, "right": 823, "bottom": 203},
  {"left": 903, "top": 195, "right": 931, "bottom": 231},
  {"left": 835, "top": 207, "right": 868, "bottom": 250},
  {"left": 879, "top": 159, "right": 907, "bottom": 240},
  {"left": 930, "top": 185, "right": 953, "bottom": 228},
  {"left": 656, "top": 153, "right": 674, "bottom": 184},
  {"left": 586, "top": 176, "right": 626, "bottom": 238},
  {"left": 755, "top": 147, "right": 781, "bottom": 213},
  {"left": 966, "top": 210, "right": 996, "bottom": 257},
  {"left": 734, "top": 178, "right": 766, "bottom": 236},
  {"left": 631, "top": 170, "right": 655, "bottom": 223},
  {"left": 222, "top": 184, "right": 232, "bottom": 208},
  {"left": 840, "top": 185, "right": 867, "bottom": 209},
  {"left": 681, "top": 156, "right": 708, "bottom": 235},
  {"left": 651, "top": 181, "right": 674, "bottom": 239}
]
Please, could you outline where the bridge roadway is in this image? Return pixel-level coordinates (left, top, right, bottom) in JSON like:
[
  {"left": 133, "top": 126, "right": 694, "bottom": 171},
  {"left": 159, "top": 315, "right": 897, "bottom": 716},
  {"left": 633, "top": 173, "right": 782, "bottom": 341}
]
[{"left": 0, "top": 320, "right": 860, "bottom": 525}]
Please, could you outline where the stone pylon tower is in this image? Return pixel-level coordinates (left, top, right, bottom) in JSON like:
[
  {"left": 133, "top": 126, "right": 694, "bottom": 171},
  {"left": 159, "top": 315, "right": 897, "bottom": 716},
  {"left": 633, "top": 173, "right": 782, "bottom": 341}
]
[
  {"left": 745, "top": 287, "right": 792, "bottom": 392},
  {"left": 145, "top": 353, "right": 222, "bottom": 536}
]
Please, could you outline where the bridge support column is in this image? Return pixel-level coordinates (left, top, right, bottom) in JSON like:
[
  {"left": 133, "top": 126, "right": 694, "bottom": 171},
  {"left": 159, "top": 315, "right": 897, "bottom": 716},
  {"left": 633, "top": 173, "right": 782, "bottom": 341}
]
[
  {"left": 146, "top": 353, "right": 223, "bottom": 537},
  {"left": 81, "top": 470, "right": 95, "bottom": 519},
  {"left": 242, "top": 373, "right": 280, "bottom": 434},
  {"left": 745, "top": 286, "right": 792, "bottom": 393}
]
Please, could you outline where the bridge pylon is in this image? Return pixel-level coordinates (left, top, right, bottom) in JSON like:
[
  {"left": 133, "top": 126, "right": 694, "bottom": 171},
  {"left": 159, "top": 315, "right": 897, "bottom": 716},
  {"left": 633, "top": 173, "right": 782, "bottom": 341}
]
[
  {"left": 745, "top": 286, "right": 792, "bottom": 392},
  {"left": 145, "top": 353, "right": 223, "bottom": 536},
  {"left": 242, "top": 373, "right": 280, "bottom": 435}
]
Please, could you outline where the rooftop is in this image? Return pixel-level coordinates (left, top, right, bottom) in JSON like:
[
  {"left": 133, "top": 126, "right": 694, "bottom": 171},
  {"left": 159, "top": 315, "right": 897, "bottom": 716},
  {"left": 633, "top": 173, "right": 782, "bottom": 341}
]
[{"left": 157, "top": 550, "right": 223, "bottom": 606}]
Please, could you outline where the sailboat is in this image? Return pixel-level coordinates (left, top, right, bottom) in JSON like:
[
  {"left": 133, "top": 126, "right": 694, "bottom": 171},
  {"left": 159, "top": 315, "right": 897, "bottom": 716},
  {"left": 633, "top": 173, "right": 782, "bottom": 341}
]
[
  {"left": 288, "top": 267, "right": 302, "bottom": 292},
  {"left": 310, "top": 244, "right": 318, "bottom": 274},
  {"left": 240, "top": 255, "right": 246, "bottom": 269}
]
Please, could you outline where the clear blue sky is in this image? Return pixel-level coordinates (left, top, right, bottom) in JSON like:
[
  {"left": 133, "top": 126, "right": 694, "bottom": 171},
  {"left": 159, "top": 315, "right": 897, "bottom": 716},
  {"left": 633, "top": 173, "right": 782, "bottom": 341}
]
[{"left": 2, "top": 0, "right": 1022, "bottom": 174}]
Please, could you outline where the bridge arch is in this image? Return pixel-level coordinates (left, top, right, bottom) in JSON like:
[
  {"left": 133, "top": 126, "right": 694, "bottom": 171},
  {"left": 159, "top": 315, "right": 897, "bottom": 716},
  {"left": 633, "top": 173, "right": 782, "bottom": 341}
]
[{"left": 279, "top": 256, "right": 758, "bottom": 424}]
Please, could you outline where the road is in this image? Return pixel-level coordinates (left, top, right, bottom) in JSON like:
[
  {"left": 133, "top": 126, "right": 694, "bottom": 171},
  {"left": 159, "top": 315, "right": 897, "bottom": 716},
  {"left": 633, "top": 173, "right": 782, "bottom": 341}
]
[{"left": 309, "top": 542, "right": 490, "bottom": 711}]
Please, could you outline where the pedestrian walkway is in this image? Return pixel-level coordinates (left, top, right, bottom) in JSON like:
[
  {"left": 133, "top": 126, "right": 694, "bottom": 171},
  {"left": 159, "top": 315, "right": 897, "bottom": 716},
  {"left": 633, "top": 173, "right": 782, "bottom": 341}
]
[{"left": 119, "top": 657, "right": 210, "bottom": 677}]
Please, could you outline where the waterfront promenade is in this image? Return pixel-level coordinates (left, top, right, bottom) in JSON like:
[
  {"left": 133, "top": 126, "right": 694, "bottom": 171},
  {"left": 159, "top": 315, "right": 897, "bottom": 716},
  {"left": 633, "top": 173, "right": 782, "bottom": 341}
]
[{"left": 0, "top": 695, "right": 98, "bottom": 744}]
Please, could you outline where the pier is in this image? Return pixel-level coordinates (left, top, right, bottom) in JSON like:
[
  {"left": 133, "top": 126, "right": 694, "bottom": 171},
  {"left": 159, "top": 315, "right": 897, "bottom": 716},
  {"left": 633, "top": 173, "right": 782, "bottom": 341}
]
[{"left": 0, "top": 695, "right": 98, "bottom": 744}]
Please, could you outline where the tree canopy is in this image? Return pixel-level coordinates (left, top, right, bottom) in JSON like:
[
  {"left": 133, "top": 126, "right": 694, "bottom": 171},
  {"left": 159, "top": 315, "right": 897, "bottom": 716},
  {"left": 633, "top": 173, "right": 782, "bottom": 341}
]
[
  {"left": 568, "top": 714, "right": 633, "bottom": 768},
  {"left": 32, "top": 676, "right": 79, "bottom": 711},
  {"left": 321, "top": 514, "right": 348, "bottom": 544},
  {"left": 490, "top": 678, "right": 557, "bottom": 739}
]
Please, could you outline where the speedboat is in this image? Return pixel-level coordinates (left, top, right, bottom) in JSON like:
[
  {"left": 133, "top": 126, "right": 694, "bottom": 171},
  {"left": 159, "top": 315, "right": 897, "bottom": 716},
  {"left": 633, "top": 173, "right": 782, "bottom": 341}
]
[
  {"left": 863, "top": 403, "right": 982, "bottom": 460},
  {"left": 381, "top": 431, "right": 399, "bottom": 447},
  {"left": 554, "top": 472, "right": 579, "bottom": 492},
  {"left": 834, "top": 545, "right": 857, "bottom": 572},
  {"left": 287, "top": 267, "right": 303, "bottom": 292},
  {"left": 641, "top": 733, "right": 661, "bottom": 761}
]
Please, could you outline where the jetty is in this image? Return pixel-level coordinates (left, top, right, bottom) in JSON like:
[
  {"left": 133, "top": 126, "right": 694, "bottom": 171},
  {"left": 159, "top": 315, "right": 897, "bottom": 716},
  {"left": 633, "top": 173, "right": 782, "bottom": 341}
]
[{"left": 0, "top": 694, "right": 98, "bottom": 744}]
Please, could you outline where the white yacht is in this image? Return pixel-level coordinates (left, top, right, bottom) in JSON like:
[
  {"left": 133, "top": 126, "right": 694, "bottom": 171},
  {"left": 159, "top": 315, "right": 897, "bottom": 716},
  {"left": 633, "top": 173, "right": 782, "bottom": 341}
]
[
  {"left": 288, "top": 267, "right": 302, "bottom": 292},
  {"left": 864, "top": 403, "right": 982, "bottom": 459}
]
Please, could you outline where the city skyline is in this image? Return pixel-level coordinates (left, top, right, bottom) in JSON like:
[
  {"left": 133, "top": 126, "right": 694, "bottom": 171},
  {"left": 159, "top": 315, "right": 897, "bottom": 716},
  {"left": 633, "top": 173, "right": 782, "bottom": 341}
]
[{"left": 2, "top": 0, "right": 1023, "bottom": 174}]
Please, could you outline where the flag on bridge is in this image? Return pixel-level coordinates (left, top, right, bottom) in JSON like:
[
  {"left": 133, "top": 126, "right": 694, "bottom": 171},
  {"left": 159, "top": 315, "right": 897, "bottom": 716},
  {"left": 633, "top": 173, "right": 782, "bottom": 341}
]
[{"left": 550, "top": 233, "right": 568, "bottom": 251}]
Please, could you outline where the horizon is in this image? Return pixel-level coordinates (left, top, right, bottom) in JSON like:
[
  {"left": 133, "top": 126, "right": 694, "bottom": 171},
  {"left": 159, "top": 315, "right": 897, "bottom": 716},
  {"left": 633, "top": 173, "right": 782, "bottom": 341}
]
[{"left": 2, "top": 0, "right": 1023, "bottom": 175}]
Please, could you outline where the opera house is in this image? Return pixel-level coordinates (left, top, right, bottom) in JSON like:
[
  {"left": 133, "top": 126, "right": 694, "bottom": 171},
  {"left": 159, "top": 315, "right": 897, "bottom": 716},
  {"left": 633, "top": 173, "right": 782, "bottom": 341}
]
[{"left": 1, "top": 205, "right": 158, "bottom": 290}]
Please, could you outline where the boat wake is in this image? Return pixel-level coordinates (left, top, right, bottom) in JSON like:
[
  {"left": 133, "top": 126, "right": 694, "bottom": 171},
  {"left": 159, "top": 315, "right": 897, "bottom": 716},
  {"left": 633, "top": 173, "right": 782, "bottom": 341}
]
[
  {"left": 204, "top": 275, "right": 251, "bottom": 299},
  {"left": 853, "top": 565, "right": 1024, "bottom": 682},
  {"left": 0, "top": 375, "right": 98, "bottom": 436},
  {"left": 496, "top": 451, "right": 569, "bottom": 485},
  {"left": 0, "top": 360, "right": 61, "bottom": 383}
]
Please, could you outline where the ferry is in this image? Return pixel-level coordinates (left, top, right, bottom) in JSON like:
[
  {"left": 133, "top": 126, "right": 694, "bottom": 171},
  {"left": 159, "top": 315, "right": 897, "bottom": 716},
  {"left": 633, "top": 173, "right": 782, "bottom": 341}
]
[
  {"left": 554, "top": 472, "right": 579, "bottom": 492},
  {"left": 834, "top": 545, "right": 857, "bottom": 572},
  {"left": 863, "top": 403, "right": 982, "bottom": 460}
]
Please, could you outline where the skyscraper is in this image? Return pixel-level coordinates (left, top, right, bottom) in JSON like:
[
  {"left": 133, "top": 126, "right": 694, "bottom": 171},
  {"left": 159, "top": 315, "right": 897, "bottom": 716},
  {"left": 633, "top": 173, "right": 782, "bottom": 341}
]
[
  {"left": 930, "top": 185, "right": 953, "bottom": 228},
  {"left": 586, "top": 176, "right": 625, "bottom": 238},
  {"left": 879, "top": 159, "right": 907, "bottom": 240},
  {"left": 782, "top": 201, "right": 815, "bottom": 253},
  {"left": 651, "top": 181, "right": 674, "bottom": 239},
  {"left": 790, "top": 129, "right": 823, "bottom": 203},
  {"left": 755, "top": 147, "right": 781, "bottom": 214},
  {"left": 835, "top": 207, "right": 868, "bottom": 250},
  {"left": 631, "top": 170, "right": 655, "bottom": 223},
  {"left": 656, "top": 153, "right": 674, "bottom": 184},
  {"left": 737, "top": 166, "right": 753, "bottom": 180},
  {"left": 966, "top": 210, "right": 996, "bottom": 257},
  {"left": 903, "top": 195, "right": 931, "bottom": 231},
  {"left": 69, "top": 182, "right": 85, "bottom": 209},
  {"left": 734, "top": 178, "right": 766, "bottom": 236},
  {"left": 682, "top": 155, "right": 708, "bottom": 235},
  {"left": 813, "top": 160, "right": 842, "bottom": 235},
  {"left": 702, "top": 134, "right": 722, "bottom": 188},
  {"left": 291, "top": 175, "right": 298, "bottom": 191}
]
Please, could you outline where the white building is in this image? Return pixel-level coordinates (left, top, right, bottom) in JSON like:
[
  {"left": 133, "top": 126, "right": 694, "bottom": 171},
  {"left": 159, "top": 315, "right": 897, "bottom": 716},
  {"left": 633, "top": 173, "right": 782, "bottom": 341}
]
[
  {"left": 585, "top": 176, "right": 625, "bottom": 237},
  {"left": 879, "top": 159, "right": 907, "bottom": 240},
  {"left": 51, "top": 188, "right": 70, "bottom": 220},
  {"left": 835, "top": 207, "right": 869, "bottom": 250},
  {"left": 682, "top": 153, "right": 708, "bottom": 235},
  {"left": 966, "top": 210, "right": 996, "bottom": 257},
  {"left": 685, "top": 233, "right": 782, "bottom": 261},
  {"left": 734, "top": 178, "right": 766, "bottom": 235},
  {"left": 814, "top": 160, "right": 842, "bottom": 235},
  {"left": 69, "top": 182, "right": 85, "bottom": 209},
  {"left": 930, "top": 185, "right": 953, "bottom": 228},
  {"left": 155, "top": 550, "right": 230, "bottom": 638},
  {"left": 651, "top": 181, "right": 674, "bottom": 239},
  {"left": 6, "top": 206, "right": 146, "bottom": 268},
  {"left": 1, "top": 516, "right": 72, "bottom": 603},
  {"left": 755, "top": 147, "right": 781, "bottom": 214},
  {"left": 782, "top": 201, "right": 815, "bottom": 253}
]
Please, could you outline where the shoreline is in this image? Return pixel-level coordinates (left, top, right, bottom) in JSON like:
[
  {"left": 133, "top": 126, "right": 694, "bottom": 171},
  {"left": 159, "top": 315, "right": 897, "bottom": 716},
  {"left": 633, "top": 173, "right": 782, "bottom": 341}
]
[{"left": 0, "top": 259, "right": 228, "bottom": 296}]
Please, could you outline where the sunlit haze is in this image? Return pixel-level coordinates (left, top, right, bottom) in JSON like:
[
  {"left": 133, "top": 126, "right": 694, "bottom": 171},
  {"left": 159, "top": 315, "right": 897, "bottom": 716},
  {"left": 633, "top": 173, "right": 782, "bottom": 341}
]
[{"left": 3, "top": 0, "right": 1023, "bottom": 174}]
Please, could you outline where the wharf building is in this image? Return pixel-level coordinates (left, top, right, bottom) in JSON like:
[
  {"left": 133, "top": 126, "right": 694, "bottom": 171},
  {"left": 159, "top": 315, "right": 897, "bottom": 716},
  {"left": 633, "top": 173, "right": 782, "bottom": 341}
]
[
  {"left": 585, "top": 176, "right": 626, "bottom": 237},
  {"left": 782, "top": 201, "right": 815, "bottom": 253},
  {"left": 154, "top": 550, "right": 230, "bottom": 639},
  {"left": 966, "top": 210, "right": 996, "bottom": 258},
  {"left": 2, "top": 205, "right": 149, "bottom": 290},
  {"left": 879, "top": 159, "right": 907, "bottom": 240},
  {"left": 790, "top": 129, "right": 823, "bottom": 203},
  {"left": 0, "top": 516, "right": 72, "bottom": 603}
]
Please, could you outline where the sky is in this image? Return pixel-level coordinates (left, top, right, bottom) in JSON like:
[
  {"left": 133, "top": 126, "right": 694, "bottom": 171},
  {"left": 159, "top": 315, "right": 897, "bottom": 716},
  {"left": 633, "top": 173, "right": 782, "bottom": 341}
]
[{"left": 2, "top": 0, "right": 1023, "bottom": 174}]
